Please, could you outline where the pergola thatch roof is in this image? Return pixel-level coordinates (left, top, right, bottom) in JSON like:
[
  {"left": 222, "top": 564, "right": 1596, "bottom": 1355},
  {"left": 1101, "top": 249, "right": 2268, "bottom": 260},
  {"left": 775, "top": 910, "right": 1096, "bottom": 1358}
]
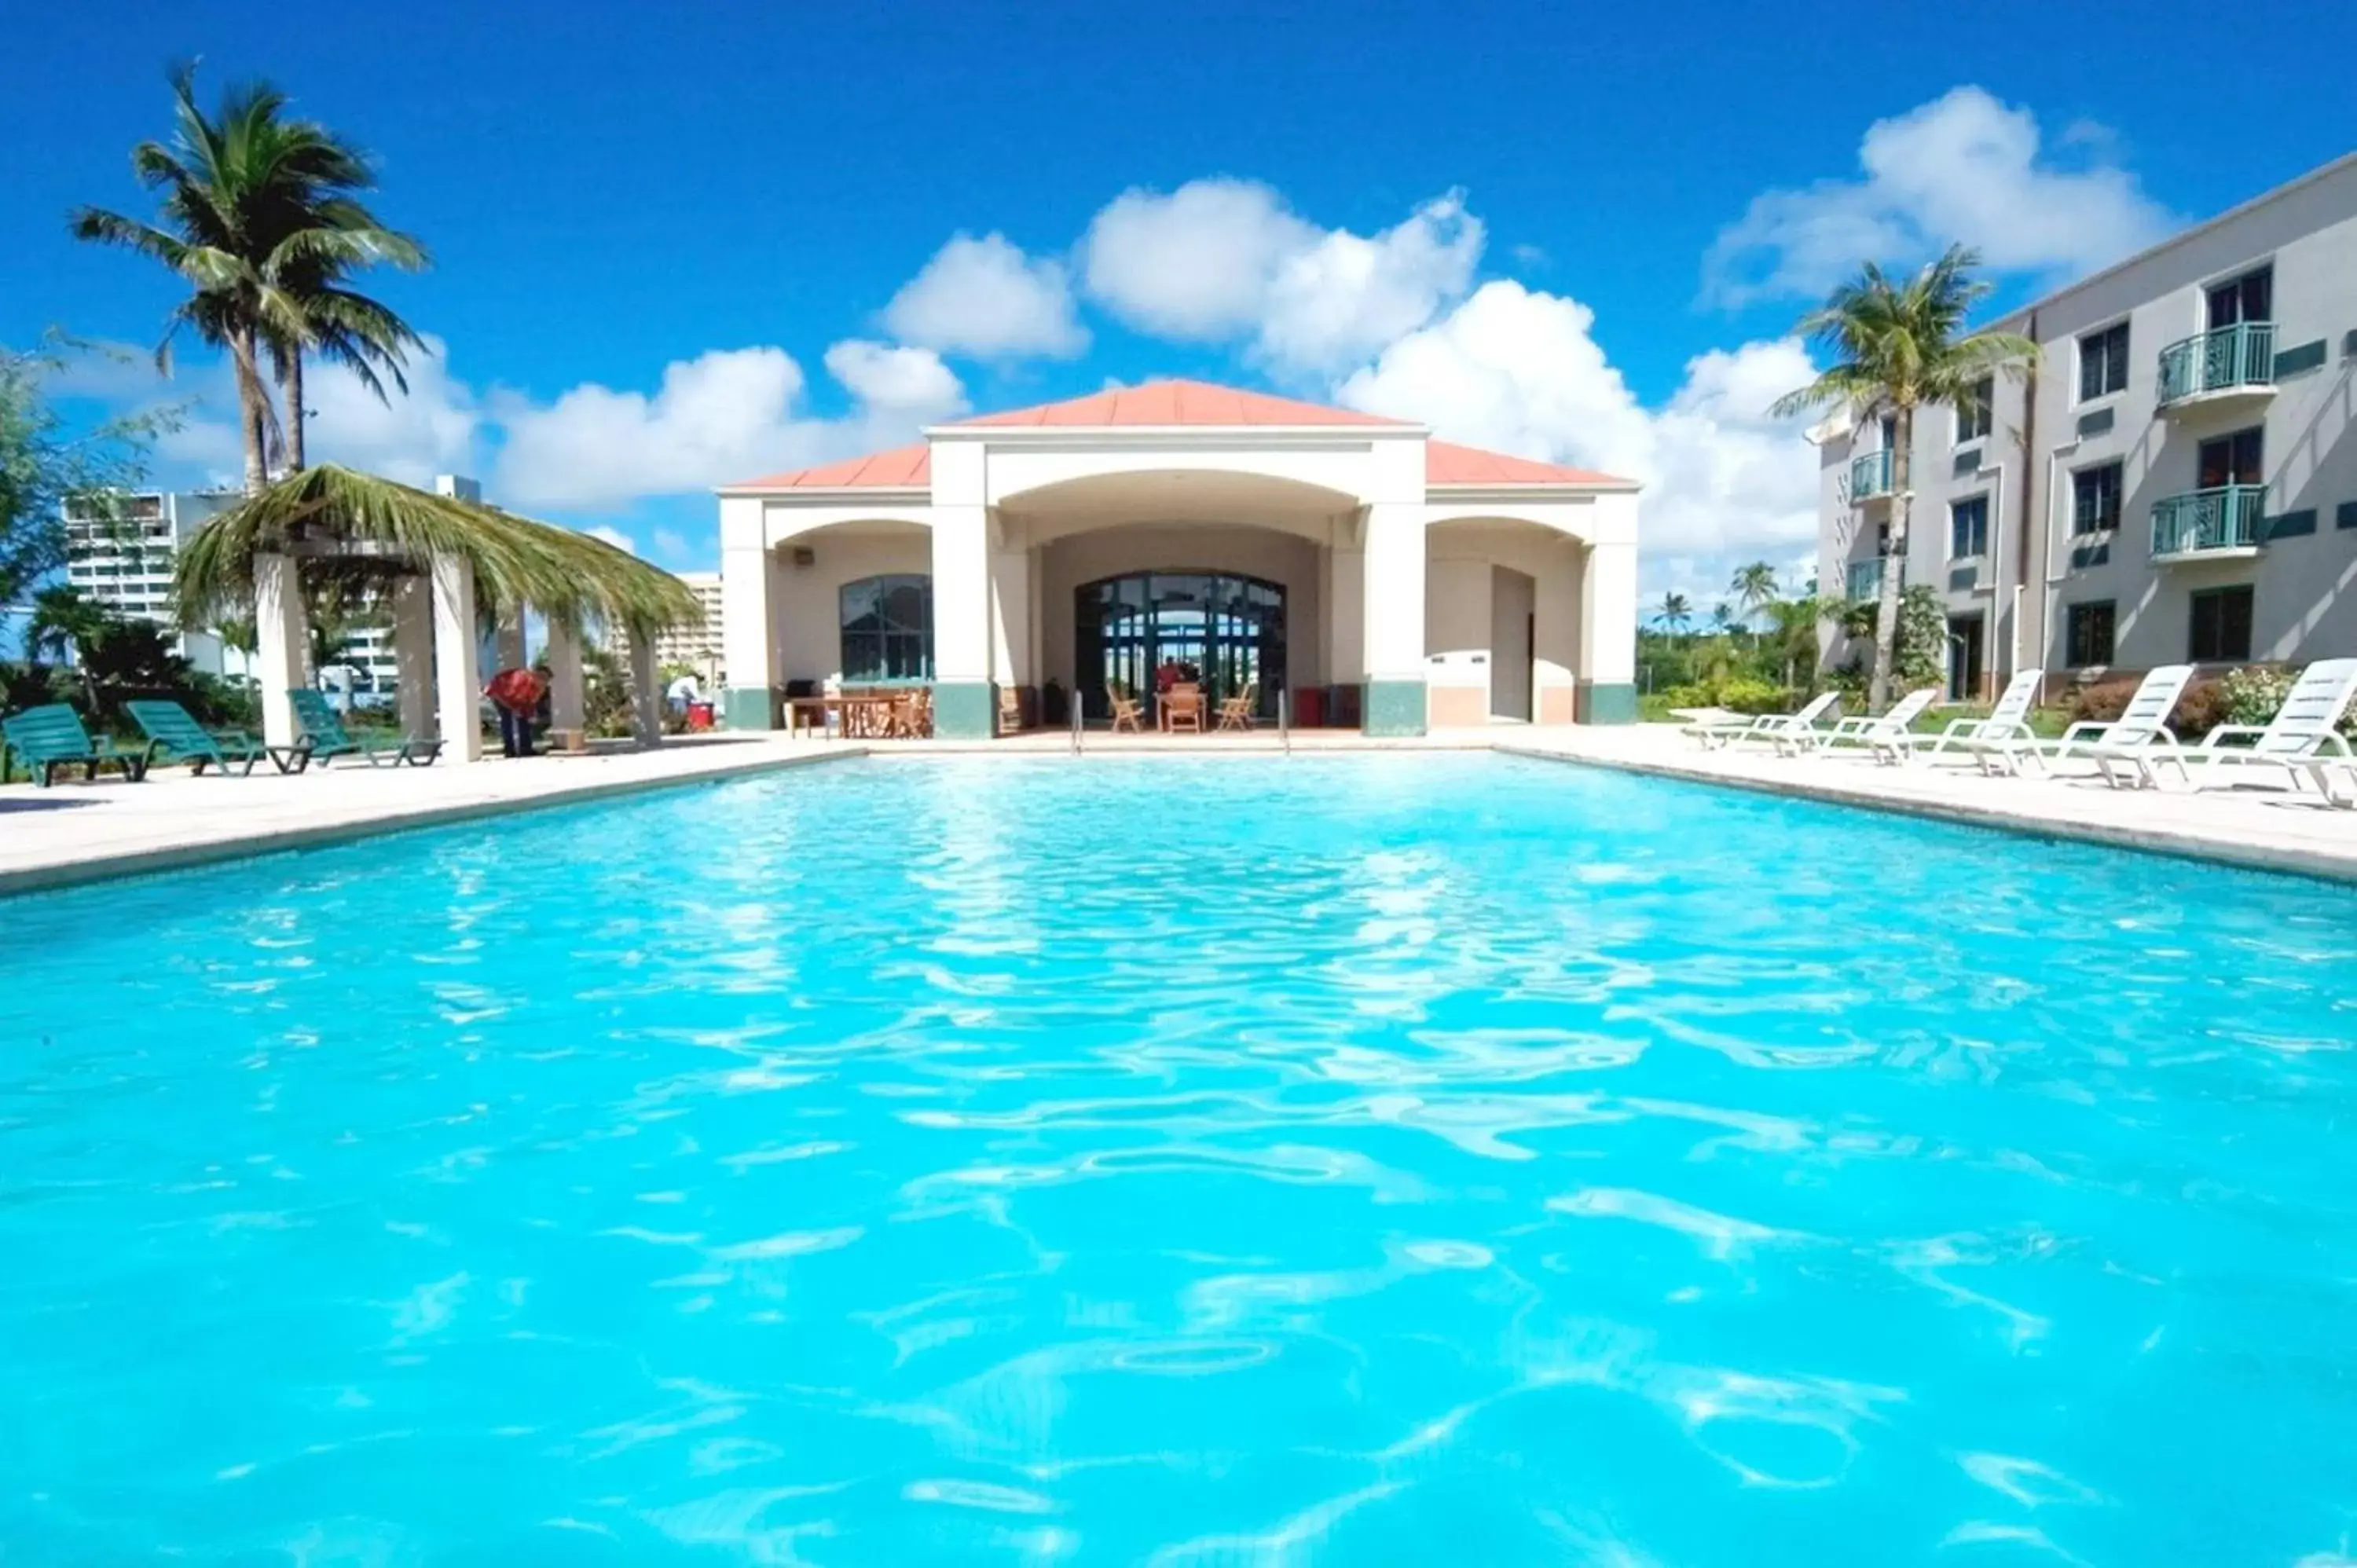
[{"left": 173, "top": 464, "right": 702, "bottom": 636}]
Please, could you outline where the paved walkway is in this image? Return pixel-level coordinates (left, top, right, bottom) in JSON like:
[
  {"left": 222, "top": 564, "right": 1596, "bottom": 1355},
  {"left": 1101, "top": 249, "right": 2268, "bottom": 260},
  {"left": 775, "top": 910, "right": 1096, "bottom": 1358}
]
[
  {"left": 1505, "top": 724, "right": 2357, "bottom": 883},
  {"left": 0, "top": 735, "right": 847, "bottom": 894},
  {"left": 4, "top": 724, "right": 2351, "bottom": 894}
]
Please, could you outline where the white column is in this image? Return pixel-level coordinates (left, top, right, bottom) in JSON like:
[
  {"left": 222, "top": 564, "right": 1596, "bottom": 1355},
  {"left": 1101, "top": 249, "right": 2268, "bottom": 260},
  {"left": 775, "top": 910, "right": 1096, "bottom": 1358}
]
[
  {"left": 988, "top": 522, "right": 1031, "bottom": 691},
  {"left": 719, "top": 497, "right": 779, "bottom": 729},
  {"left": 1577, "top": 536, "right": 1640, "bottom": 724},
  {"left": 628, "top": 628, "right": 662, "bottom": 748},
  {"left": 1361, "top": 501, "right": 1427, "bottom": 735},
  {"left": 431, "top": 551, "right": 483, "bottom": 763},
  {"left": 929, "top": 505, "right": 992, "bottom": 738},
  {"left": 253, "top": 552, "right": 309, "bottom": 749},
  {"left": 545, "top": 617, "right": 586, "bottom": 741},
  {"left": 392, "top": 573, "right": 434, "bottom": 739}
]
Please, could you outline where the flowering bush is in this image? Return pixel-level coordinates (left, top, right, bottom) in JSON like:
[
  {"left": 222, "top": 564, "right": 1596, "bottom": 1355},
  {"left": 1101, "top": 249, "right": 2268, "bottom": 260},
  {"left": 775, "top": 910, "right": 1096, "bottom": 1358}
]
[{"left": 2220, "top": 665, "right": 2296, "bottom": 727}]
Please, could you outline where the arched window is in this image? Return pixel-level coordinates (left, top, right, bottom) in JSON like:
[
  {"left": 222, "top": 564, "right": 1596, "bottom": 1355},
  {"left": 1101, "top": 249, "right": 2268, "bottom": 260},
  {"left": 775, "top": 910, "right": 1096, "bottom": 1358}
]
[{"left": 839, "top": 573, "right": 932, "bottom": 683}]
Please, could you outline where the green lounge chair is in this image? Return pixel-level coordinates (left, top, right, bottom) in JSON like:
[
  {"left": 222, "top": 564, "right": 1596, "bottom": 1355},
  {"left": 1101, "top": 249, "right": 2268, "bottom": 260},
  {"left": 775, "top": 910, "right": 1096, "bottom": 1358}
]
[
  {"left": 2, "top": 703, "right": 156, "bottom": 787},
  {"left": 288, "top": 688, "right": 444, "bottom": 768},
  {"left": 126, "top": 699, "right": 310, "bottom": 777}
]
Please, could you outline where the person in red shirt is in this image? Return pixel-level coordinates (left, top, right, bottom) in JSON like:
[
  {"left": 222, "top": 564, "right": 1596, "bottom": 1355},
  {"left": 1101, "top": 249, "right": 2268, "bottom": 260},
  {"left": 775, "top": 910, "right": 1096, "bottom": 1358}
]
[{"left": 485, "top": 666, "right": 548, "bottom": 757}]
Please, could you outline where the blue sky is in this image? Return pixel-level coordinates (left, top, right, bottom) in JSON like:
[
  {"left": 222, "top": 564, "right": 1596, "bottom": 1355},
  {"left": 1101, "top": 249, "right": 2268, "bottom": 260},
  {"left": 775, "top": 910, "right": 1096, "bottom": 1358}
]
[{"left": 6, "top": 0, "right": 2352, "bottom": 603}]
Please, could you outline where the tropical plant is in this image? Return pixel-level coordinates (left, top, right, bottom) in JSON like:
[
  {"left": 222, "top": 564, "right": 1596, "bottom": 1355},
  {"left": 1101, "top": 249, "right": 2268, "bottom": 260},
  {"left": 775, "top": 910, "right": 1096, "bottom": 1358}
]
[
  {"left": 1708, "top": 601, "right": 1737, "bottom": 636},
  {"left": 24, "top": 585, "right": 113, "bottom": 709},
  {"left": 1655, "top": 592, "right": 1692, "bottom": 635},
  {"left": 69, "top": 64, "right": 427, "bottom": 490},
  {"left": 1770, "top": 245, "right": 2039, "bottom": 710},
  {"left": 1729, "top": 562, "right": 1780, "bottom": 636},
  {"left": 1, "top": 339, "right": 171, "bottom": 608}
]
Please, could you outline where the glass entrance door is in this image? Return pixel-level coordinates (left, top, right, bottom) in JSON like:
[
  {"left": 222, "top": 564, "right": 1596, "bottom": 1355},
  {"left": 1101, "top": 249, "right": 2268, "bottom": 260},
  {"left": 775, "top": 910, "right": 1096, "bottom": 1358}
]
[{"left": 1076, "top": 571, "right": 1286, "bottom": 723}]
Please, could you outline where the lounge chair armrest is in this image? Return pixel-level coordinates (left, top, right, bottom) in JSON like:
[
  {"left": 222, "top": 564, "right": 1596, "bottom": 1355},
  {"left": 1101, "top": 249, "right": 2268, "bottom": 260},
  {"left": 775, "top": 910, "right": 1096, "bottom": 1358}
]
[
  {"left": 2200, "top": 724, "right": 2271, "bottom": 749},
  {"left": 2056, "top": 720, "right": 2106, "bottom": 746}
]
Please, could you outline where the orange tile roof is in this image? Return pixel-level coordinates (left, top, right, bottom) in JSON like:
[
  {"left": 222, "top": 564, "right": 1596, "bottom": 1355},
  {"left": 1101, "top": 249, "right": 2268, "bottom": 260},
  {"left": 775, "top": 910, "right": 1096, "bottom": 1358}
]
[
  {"left": 950, "top": 377, "right": 1412, "bottom": 429},
  {"left": 730, "top": 441, "right": 930, "bottom": 491},
  {"left": 723, "top": 381, "right": 1635, "bottom": 490},
  {"left": 1424, "top": 439, "right": 1633, "bottom": 488}
]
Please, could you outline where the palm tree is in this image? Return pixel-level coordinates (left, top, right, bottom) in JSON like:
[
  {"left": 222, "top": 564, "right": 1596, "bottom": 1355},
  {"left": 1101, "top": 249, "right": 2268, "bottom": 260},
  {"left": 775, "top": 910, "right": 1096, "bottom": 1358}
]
[
  {"left": 69, "top": 64, "right": 427, "bottom": 490},
  {"left": 1770, "top": 245, "right": 2037, "bottom": 710},
  {"left": 1709, "top": 601, "right": 1737, "bottom": 638},
  {"left": 24, "top": 585, "right": 114, "bottom": 712},
  {"left": 1730, "top": 562, "right": 1780, "bottom": 638},
  {"left": 1656, "top": 592, "right": 1692, "bottom": 635}
]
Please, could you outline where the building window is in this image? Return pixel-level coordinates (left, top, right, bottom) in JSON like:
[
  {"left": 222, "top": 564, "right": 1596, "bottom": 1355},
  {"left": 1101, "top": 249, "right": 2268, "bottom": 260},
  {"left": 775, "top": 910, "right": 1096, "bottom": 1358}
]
[
  {"left": 2206, "top": 265, "right": 2273, "bottom": 329},
  {"left": 2066, "top": 600, "right": 2117, "bottom": 667},
  {"left": 2079, "top": 321, "right": 2130, "bottom": 401},
  {"left": 2073, "top": 462, "right": 2124, "bottom": 534},
  {"left": 838, "top": 573, "right": 933, "bottom": 683},
  {"left": 2188, "top": 585, "right": 2254, "bottom": 662},
  {"left": 1949, "top": 495, "right": 1990, "bottom": 559},
  {"left": 1955, "top": 377, "right": 1993, "bottom": 445}
]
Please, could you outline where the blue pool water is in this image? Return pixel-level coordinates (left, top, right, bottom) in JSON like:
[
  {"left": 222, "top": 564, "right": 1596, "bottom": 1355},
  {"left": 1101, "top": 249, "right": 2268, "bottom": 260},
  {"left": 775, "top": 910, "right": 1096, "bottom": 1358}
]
[{"left": 5, "top": 754, "right": 2355, "bottom": 1564}]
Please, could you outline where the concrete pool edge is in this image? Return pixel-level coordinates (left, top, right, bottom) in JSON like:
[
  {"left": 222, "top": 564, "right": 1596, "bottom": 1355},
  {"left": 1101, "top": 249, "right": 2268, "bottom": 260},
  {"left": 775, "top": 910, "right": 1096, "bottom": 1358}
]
[
  {"left": 0, "top": 746, "right": 868, "bottom": 897},
  {"left": 1495, "top": 740, "right": 2357, "bottom": 887}
]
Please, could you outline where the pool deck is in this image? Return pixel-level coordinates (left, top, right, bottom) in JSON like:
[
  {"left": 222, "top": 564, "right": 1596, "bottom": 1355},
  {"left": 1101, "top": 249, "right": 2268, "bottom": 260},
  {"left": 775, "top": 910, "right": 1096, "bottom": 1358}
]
[{"left": 2, "top": 724, "right": 2351, "bottom": 892}]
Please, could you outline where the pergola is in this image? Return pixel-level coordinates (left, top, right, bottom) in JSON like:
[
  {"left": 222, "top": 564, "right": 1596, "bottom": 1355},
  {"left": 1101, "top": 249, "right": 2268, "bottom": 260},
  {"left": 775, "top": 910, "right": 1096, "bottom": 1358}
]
[{"left": 174, "top": 466, "right": 704, "bottom": 762}]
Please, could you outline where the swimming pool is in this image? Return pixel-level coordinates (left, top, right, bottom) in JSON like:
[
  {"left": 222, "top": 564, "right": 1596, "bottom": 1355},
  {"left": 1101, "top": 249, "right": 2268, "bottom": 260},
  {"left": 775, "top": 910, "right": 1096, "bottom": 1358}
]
[{"left": 5, "top": 754, "right": 2353, "bottom": 1563}]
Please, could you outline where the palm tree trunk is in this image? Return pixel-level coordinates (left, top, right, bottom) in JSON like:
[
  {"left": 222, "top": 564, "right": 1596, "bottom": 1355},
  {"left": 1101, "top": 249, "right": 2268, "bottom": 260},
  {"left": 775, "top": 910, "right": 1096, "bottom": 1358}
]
[
  {"left": 1870, "top": 403, "right": 1912, "bottom": 713},
  {"left": 281, "top": 353, "right": 306, "bottom": 472},
  {"left": 229, "top": 326, "right": 271, "bottom": 494}
]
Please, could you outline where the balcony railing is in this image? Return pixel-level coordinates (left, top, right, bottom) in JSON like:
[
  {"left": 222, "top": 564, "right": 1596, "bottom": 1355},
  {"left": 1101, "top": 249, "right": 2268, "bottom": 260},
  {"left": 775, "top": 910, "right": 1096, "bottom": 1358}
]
[
  {"left": 2150, "top": 484, "right": 2267, "bottom": 558},
  {"left": 2157, "top": 321, "right": 2277, "bottom": 406},
  {"left": 1849, "top": 448, "right": 1895, "bottom": 500},
  {"left": 1846, "top": 558, "right": 1902, "bottom": 601}
]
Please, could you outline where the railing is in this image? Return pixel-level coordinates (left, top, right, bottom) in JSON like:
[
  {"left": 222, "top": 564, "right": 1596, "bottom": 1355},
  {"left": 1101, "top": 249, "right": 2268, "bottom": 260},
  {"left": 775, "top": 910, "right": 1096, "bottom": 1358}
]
[
  {"left": 2157, "top": 321, "right": 2277, "bottom": 406},
  {"left": 1846, "top": 558, "right": 1901, "bottom": 601},
  {"left": 1070, "top": 689, "right": 1083, "bottom": 754},
  {"left": 2150, "top": 484, "right": 2267, "bottom": 557},
  {"left": 1849, "top": 448, "right": 1895, "bottom": 500},
  {"left": 1277, "top": 682, "right": 1290, "bottom": 755}
]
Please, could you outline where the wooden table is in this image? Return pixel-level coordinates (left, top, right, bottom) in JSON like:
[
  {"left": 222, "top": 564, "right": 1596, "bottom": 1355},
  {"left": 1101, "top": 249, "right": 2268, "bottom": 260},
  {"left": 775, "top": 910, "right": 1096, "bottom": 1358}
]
[{"left": 786, "top": 697, "right": 834, "bottom": 738}]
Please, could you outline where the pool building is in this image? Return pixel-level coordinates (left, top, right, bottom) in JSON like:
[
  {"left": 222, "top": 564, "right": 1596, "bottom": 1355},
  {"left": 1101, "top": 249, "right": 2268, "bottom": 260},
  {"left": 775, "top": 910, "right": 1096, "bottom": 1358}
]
[{"left": 714, "top": 380, "right": 1640, "bottom": 737}]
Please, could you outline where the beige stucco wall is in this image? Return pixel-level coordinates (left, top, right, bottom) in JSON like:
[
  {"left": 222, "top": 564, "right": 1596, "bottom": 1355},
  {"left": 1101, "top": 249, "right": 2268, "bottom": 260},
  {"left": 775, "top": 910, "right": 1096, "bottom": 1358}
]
[
  {"left": 772, "top": 528, "right": 931, "bottom": 686},
  {"left": 1424, "top": 521, "right": 1584, "bottom": 724},
  {"left": 1034, "top": 523, "right": 1327, "bottom": 694}
]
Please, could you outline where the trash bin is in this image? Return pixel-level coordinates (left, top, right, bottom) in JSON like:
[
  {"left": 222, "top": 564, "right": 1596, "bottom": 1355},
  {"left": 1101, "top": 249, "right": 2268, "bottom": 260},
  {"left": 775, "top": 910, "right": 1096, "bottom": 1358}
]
[
  {"left": 1293, "top": 686, "right": 1325, "bottom": 728},
  {"left": 686, "top": 701, "right": 714, "bottom": 731}
]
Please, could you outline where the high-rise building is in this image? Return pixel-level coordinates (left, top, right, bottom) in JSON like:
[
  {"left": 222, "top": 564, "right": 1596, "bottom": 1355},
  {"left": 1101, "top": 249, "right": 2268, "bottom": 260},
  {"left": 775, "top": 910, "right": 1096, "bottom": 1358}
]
[
  {"left": 1813, "top": 152, "right": 2357, "bottom": 699},
  {"left": 654, "top": 570, "right": 724, "bottom": 682},
  {"left": 61, "top": 489, "right": 240, "bottom": 673}
]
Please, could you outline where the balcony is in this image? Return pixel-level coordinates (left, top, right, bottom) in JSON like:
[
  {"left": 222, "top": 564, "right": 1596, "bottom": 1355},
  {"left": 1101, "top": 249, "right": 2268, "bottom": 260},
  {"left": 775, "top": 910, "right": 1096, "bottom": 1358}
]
[
  {"left": 1846, "top": 558, "right": 1902, "bottom": 601},
  {"left": 1849, "top": 448, "right": 1895, "bottom": 506},
  {"left": 2156, "top": 321, "right": 2277, "bottom": 412},
  {"left": 2150, "top": 484, "right": 2267, "bottom": 563}
]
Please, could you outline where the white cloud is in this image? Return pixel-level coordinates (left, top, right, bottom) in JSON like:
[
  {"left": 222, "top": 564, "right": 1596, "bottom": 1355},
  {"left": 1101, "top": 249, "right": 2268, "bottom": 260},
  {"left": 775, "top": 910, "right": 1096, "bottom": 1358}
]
[
  {"left": 1335, "top": 280, "right": 1823, "bottom": 594},
  {"left": 583, "top": 524, "right": 637, "bottom": 555},
  {"left": 492, "top": 342, "right": 966, "bottom": 510},
  {"left": 1081, "top": 180, "right": 1482, "bottom": 377},
  {"left": 1703, "top": 86, "right": 2177, "bottom": 306},
  {"left": 882, "top": 233, "right": 1086, "bottom": 360},
  {"left": 822, "top": 338, "right": 967, "bottom": 413},
  {"left": 155, "top": 335, "right": 482, "bottom": 489}
]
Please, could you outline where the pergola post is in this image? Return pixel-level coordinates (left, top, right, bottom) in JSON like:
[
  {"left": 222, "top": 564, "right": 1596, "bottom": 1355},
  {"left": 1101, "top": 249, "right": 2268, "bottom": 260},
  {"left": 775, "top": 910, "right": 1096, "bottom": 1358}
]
[
  {"left": 431, "top": 551, "right": 484, "bottom": 763},
  {"left": 545, "top": 618, "right": 586, "bottom": 745},
  {"left": 628, "top": 626, "right": 662, "bottom": 748},
  {"left": 252, "top": 552, "right": 310, "bottom": 749},
  {"left": 392, "top": 573, "right": 435, "bottom": 740}
]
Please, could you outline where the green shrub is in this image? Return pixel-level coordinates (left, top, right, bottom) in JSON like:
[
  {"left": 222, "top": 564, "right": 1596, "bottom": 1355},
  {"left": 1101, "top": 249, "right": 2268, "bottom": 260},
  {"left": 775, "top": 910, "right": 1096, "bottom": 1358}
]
[
  {"left": 1717, "top": 679, "right": 1794, "bottom": 715},
  {"left": 2220, "top": 665, "right": 2295, "bottom": 727}
]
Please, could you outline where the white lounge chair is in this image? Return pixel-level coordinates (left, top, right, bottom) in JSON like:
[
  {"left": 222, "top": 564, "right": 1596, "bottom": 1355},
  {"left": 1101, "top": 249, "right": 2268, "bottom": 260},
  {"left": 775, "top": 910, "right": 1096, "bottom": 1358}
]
[
  {"left": 1779, "top": 686, "right": 1938, "bottom": 757},
  {"left": 1963, "top": 665, "right": 2191, "bottom": 778},
  {"left": 1872, "top": 669, "right": 2044, "bottom": 766},
  {"left": 2089, "top": 658, "right": 2357, "bottom": 793},
  {"left": 1683, "top": 691, "right": 1838, "bottom": 750}
]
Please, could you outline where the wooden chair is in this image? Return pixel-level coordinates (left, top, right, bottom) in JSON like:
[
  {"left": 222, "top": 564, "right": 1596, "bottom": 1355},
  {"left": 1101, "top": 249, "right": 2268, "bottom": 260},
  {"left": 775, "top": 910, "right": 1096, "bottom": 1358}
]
[
  {"left": 1108, "top": 684, "right": 1144, "bottom": 733},
  {"left": 1163, "top": 683, "right": 1205, "bottom": 734},
  {"left": 1215, "top": 682, "right": 1259, "bottom": 732}
]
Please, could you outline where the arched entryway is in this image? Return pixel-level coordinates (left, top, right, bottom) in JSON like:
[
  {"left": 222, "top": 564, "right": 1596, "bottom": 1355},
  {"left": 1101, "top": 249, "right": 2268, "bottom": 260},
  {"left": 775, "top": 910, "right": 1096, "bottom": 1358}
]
[{"left": 1074, "top": 570, "right": 1287, "bottom": 722}]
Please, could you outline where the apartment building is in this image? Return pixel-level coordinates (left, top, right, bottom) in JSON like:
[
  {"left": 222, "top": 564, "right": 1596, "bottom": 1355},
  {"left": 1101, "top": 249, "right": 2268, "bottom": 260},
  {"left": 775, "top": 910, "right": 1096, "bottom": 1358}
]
[
  {"left": 62, "top": 489, "right": 240, "bottom": 674},
  {"left": 1816, "top": 152, "right": 2357, "bottom": 699},
  {"left": 653, "top": 570, "right": 724, "bottom": 683}
]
